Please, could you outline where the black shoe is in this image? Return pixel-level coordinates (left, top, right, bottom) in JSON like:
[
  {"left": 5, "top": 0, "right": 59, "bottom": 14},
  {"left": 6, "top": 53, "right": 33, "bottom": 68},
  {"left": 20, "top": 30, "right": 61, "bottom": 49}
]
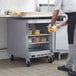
[
  {"left": 57, "top": 65, "right": 72, "bottom": 72},
  {"left": 68, "top": 71, "right": 76, "bottom": 76}
]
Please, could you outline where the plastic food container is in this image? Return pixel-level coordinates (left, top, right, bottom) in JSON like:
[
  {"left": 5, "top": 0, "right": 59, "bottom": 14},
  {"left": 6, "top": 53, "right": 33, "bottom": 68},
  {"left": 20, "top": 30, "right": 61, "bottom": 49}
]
[
  {"left": 28, "top": 30, "right": 32, "bottom": 35},
  {"left": 48, "top": 26, "right": 58, "bottom": 32},
  {"left": 40, "top": 37, "right": 47, "bottom": 42},
  {"left": 32, "top": 30, "right": 40, "bottom": 35},
  {"left": 28, "top": 38, "right": 32, "bottom": 43},
  {"left": 32, "top": 37, "right": 40, "bottom": 42}
]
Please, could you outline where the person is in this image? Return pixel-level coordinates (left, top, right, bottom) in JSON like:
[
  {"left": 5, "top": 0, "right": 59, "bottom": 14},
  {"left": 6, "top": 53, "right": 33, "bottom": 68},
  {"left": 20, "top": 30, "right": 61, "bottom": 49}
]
[
  {"left": 48, "top": 0, "right": 76, "bottom": 76},
  {"left": 56, "top": 18, "right": 68, "bottom": 29}
]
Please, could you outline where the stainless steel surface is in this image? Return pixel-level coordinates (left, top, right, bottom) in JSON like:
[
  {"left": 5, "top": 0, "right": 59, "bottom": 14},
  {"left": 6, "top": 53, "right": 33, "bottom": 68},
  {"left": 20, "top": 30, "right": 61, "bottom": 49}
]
[{"left": 7, "top": 18, "right": 53, "bottom": 64}]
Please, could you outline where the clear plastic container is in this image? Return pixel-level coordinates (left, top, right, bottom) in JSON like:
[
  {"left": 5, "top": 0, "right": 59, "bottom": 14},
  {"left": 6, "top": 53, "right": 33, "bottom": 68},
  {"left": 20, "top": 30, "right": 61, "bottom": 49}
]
[{"left": 48, "top": 25, "right": 58, "bottom": 32}]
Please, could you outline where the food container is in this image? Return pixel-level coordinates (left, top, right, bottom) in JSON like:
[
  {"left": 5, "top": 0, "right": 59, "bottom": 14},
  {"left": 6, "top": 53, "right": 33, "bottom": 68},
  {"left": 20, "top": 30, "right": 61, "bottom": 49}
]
[
  {"left": 32, "top": 37, "right": 40, "bottom": 42},
  {"left": 32, "top": 30, "right": 40, "bottom": 35},
  {"left": 48, "top": 26, "right": 58, "bottom": 32},
  {"left": 28, "top": 30, "right": 32, "bottom": 35},
  {"left": 28, "top": 38, "right": 32, "bottom": 43},
  {"left": 40, "top": 37, "right": 47, "bottom": 42}
]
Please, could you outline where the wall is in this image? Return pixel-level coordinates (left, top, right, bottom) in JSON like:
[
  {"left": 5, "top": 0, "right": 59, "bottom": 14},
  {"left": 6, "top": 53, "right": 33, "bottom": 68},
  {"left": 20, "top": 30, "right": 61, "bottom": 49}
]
[
  {"left": 37, "top": 0, "right": 55, "bottom": 4},
  {"left": 0, "top": 0, "right": 36, "bottom": 59},
  {"left": 0, "top": 0, "right": 36, "bottom": 13}
]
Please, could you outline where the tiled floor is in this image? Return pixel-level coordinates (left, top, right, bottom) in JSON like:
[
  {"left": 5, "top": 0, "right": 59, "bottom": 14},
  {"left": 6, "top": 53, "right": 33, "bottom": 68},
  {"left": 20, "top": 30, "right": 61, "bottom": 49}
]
[{"left": 0, "top": 58, "right": 68, "bottom": 76}]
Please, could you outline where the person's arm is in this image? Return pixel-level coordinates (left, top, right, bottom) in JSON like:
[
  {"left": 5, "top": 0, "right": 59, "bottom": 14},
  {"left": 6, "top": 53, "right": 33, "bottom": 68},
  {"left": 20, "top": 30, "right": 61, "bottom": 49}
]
[
  {"left": 48, "top": 0, "right": 62, "bottom": 27},
  {"left": 50, "top": 10, "right": 59, "bottom": 26},
  {"left": 57, "top": 19, "right": 68, "bottom": 29}
]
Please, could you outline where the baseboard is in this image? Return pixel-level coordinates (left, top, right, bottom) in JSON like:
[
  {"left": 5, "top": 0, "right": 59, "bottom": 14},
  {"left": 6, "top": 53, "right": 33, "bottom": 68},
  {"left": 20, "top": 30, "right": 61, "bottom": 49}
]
[{"left": 0, "top": 50, "right": 10, "bottom": 59}]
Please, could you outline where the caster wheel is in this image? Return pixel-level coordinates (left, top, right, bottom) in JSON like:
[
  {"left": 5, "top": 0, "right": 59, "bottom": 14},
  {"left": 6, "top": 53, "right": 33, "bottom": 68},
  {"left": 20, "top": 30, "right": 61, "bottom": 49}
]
[
  {"left": 26, "top": 61, "right": 31, "bottom": 67},
  {"left": 48, "top": 56, "right": 53, "bottom": 63},
  {"left": 10, "top": 55, "right": 15, "bottom": 61}
]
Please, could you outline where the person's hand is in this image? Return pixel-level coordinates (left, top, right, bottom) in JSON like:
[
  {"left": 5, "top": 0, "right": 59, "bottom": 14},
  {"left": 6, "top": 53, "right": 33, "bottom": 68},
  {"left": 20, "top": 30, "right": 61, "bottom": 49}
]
[
  {"left": 48, "top": 24, "right": 58, "bottom": 32},
  {"left": 47, "top": 24, "right": 52, "bottom": 27},
  {"left": 56, "top": 25, "right": 61, "bottom": 29}
]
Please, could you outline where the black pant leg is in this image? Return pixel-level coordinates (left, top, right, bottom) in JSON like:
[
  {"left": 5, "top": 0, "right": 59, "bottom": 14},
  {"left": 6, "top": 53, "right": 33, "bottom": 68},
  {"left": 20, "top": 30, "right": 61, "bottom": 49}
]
[{"left": 67, "top": 13, "right": 76, "bottom": 44}]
